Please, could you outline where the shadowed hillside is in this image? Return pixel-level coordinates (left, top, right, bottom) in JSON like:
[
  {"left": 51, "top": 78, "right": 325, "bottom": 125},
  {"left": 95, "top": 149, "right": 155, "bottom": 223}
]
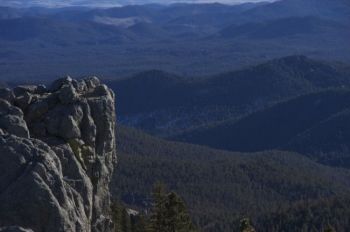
[
  {"left": 175, "top": 89, "right": 350, "bottom": 168},
  {"left": 108, "top": 56, "right": 350, "bottom": 136}
]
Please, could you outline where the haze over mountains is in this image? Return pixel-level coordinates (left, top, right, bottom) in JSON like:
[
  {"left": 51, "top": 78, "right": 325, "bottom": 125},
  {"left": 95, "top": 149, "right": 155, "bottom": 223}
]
[
  {"left": 0, "top": 0, "right": 349, "bottom": 81},
  {"left": 0, "top": 0, "right": 275, "bottom": 8}
]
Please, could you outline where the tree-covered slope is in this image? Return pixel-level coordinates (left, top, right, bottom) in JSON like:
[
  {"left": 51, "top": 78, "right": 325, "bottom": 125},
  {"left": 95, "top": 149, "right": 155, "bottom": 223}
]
[
  {"left": 286, "top": 109, "right": 350, "bottom": 167},
  {"left": 258, "top": 196, "right": 350, "bottom": 232},
  {"left": 112, "top": 126, "right": 350, "bottom": 232}
]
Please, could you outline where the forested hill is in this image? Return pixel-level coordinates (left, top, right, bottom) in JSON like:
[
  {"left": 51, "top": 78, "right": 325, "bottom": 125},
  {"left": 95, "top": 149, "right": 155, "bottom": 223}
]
[
  {"left": 112, "top": 125, "right": 350, "bottom": 232},
  {"left": 174, "top": 89, "right": 350, "bottom": 168},
  {"left": 108, "top": 56, "right": 350, "bottom": 136}
]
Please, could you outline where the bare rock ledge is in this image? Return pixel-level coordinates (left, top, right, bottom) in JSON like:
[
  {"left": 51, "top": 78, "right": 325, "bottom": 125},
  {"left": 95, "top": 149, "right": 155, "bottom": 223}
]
[{"left": 0, "top": 77, "right": 117, "bottom": 232}]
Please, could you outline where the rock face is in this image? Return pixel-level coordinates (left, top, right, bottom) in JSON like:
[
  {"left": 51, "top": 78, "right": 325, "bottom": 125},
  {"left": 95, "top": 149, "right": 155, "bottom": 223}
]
[{"left": 0, "top": 77, "right": 117, "bottom": 232}]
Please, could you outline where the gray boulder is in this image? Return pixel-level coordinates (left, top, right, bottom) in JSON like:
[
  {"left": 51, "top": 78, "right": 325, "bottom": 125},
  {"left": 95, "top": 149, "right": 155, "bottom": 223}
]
[
  {"left": 25, "top": 100, "right": 49, "bottom": 123},
  {"left": 60, "top": 115, "right": 81, "bottom": 139},
  {"left": 13, "top": 85, "right": 37, "bottom": 96},
  {"left": 58, "top": 84, "right": 78, "bottom": 105},
  {"left": 0, "top": 99, "right": 29, "bottom": 138},
  {"left": 0, "top": 88, "right": 15, "bottom": 103},
  {"left": 14, "top": 92, "right": 32, "bottom": 110},
  {"left": 0, "top": 115, "right": 30, "bottom": 138},
  {"left": 50, "top": 76, "right": 73, "bottom": 92}
]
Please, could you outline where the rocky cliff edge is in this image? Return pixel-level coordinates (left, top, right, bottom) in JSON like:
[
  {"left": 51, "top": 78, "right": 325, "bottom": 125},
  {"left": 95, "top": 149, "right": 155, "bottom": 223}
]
[{"left": 0, "top": 76, "right": 117, "bottom": 232}]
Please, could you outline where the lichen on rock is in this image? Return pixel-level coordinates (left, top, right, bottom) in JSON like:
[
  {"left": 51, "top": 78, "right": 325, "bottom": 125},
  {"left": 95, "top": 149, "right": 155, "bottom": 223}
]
[{"left": 0, "top": 76, "right": 117, "bottom": 232}]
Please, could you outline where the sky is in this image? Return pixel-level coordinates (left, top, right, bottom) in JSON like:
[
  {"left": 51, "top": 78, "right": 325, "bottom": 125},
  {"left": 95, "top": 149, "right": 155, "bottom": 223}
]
[
  {"left": 116, "top": 0, "right": 271, "bottom": 3},
  {"left": 0, "top": 0, "right": 275, "bottom": 8}
]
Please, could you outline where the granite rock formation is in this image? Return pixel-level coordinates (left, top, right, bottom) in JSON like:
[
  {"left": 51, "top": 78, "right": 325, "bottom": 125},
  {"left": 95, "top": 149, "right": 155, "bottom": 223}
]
[{"left": 0, "top": 77, "right": 117, "bottom": 232}]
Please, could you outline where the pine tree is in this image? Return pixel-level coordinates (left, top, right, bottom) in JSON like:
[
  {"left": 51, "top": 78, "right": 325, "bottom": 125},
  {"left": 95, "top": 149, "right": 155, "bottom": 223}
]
[
  {"left": 148, "top": 183, "right": 197, "bottom": 232},
  {"left": 121, "top": 208, "right": 132, "bottom": 232},
  {"left": 111, "top": 201, "right": 123, "bottom": 232},
  {"left": 165, "top": 192, "right": 197, "bottom": 232},
  {"left": 239, "top": 218, "right": 256, "bottom": 232},
  {"left": 148, "top": 183, "right": 168, "bottom": 232},
  {"left": 111, "top": 201, "right": 133, "bottom": 232},
  {"left": 132, "top": 214, "right": 147, "bottom": 232},
  {"left": 324, "top": 225, "right": 336, "bottom": 232}
]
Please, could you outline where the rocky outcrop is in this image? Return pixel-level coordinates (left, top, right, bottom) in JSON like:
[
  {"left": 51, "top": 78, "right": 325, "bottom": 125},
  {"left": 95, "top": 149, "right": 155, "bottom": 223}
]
[{"left": 0, "top": 77, "right": 117, "bottom": 232}]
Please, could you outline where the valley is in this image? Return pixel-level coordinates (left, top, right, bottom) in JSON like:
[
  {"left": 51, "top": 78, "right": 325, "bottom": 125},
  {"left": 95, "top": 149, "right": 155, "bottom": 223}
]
[{"left": 1, "top": 0, "right": 350, "bottom": 231}]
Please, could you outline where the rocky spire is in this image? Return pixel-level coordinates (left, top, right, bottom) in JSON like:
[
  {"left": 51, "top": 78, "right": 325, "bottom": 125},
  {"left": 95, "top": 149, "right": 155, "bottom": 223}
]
[{"left": 0, "top": 76, "right": 117, "bottom": 232}]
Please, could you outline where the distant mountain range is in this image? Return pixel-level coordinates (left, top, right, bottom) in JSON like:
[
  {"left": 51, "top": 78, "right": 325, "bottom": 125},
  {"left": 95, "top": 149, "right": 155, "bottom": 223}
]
[{"left": 0, "top": 0, "right": 349, "bottom": 81}]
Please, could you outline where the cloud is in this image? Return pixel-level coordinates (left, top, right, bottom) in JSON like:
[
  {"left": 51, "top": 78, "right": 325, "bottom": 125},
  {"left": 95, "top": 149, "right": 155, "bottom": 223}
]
[{"left": 0, "top": 0, "right": 274, "bottom": 8}]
